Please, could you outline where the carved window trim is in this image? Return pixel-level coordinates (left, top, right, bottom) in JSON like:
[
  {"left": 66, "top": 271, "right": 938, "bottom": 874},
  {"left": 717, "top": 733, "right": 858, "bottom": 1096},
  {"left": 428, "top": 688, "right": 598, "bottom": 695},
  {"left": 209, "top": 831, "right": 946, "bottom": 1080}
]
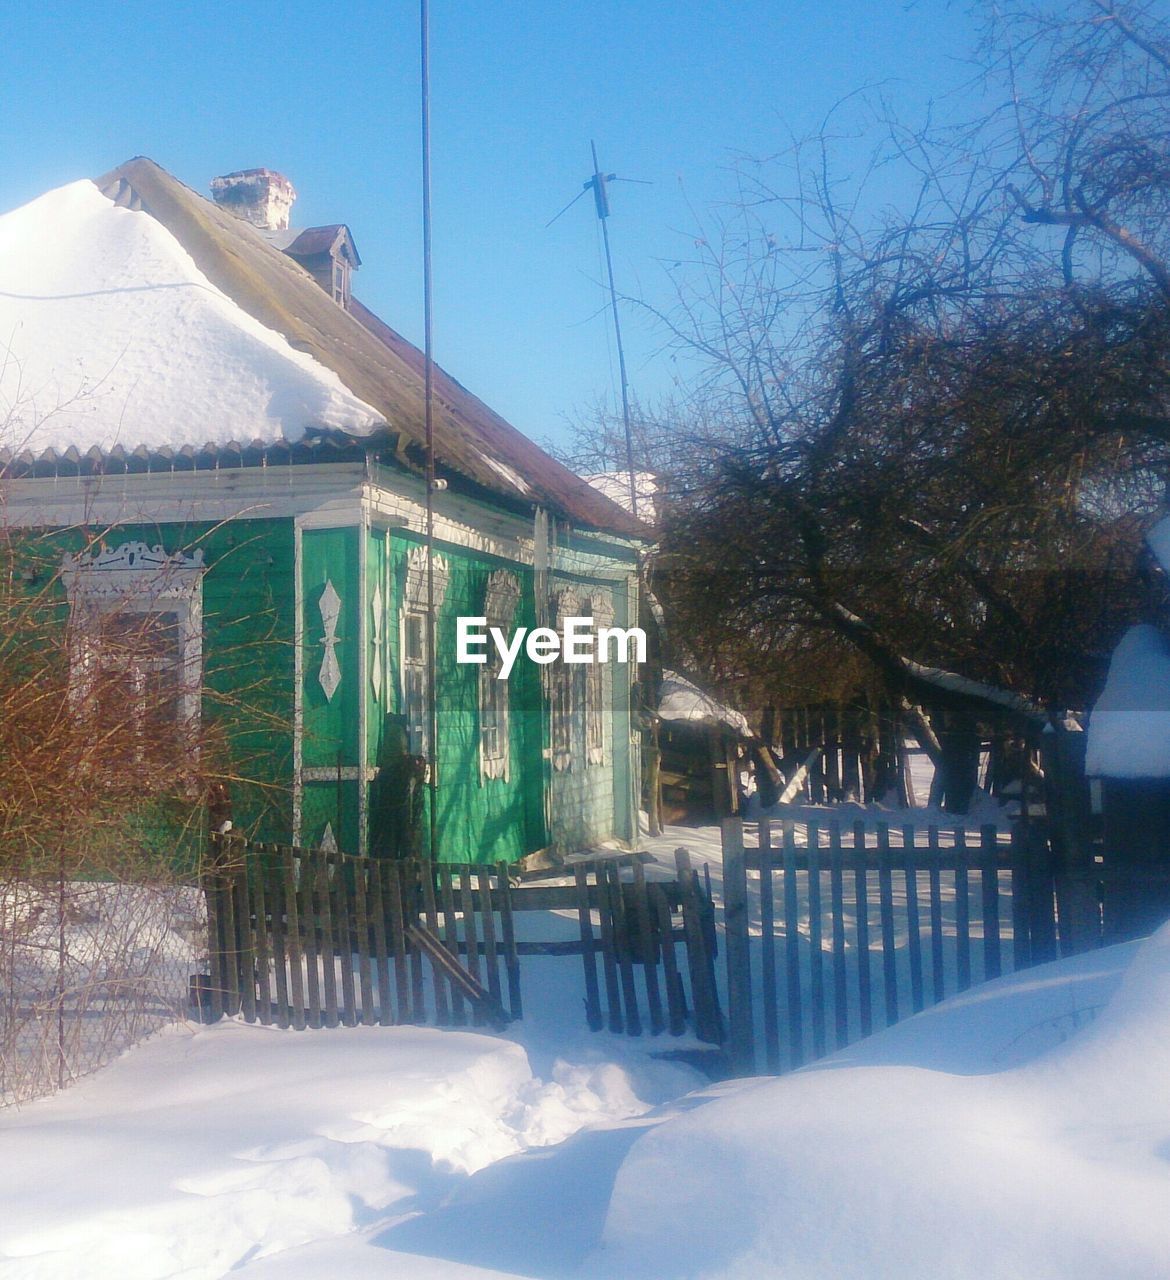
[
  {"left": 400, "top": 545, "right": 448, "bottom": 757},
  {"left": 551, "top": 587, "right": 581, "bottom": 773},
  {"left": 586, "top": 590, "right": 613, "bottom": 767},
  {"left": 60, "top": 541, "right": 206, "bottom": 761},
  {"left": 480, "top": 570, "right": 521, "bottom": 782}
]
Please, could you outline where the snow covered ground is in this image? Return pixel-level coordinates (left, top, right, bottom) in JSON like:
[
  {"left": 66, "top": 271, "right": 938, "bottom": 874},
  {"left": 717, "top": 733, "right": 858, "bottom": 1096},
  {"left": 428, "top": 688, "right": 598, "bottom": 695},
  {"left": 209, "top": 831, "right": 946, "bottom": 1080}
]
[{"left": 2, "top": 813, "right": 1167, "bottom": 1278}]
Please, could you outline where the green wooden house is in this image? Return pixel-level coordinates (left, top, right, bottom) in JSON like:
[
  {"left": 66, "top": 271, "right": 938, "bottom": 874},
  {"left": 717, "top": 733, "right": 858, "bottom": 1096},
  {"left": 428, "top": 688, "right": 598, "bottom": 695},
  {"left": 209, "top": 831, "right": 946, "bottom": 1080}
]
[{"left": 0, "top": 159, "right": 646, "bottom": 863}]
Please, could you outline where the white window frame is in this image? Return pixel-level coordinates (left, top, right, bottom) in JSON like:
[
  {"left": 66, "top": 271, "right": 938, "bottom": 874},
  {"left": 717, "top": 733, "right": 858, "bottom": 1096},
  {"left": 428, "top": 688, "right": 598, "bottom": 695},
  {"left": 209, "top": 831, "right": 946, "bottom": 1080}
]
[
  {"left": 585, "top": 590, "right": 613, "bottom": 767},
  {"left": 480, "top": 569, "right": 521, "bottom": 782},
  {"left": 400, "top": 545, "right": 449, "bottom": 757},
  {"left": 60, "top": 541, "right": 206, "bottom": 762},
  {"left": 551, "top": 587, "right": 581, "bottom": 773}
]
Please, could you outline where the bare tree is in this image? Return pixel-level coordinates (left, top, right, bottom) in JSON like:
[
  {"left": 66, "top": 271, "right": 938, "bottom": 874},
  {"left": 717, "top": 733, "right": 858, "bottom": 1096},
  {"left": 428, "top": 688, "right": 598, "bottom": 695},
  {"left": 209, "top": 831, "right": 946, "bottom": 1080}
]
[{"left": 638, "top": 1, "right": 1170, "bottom": 809}]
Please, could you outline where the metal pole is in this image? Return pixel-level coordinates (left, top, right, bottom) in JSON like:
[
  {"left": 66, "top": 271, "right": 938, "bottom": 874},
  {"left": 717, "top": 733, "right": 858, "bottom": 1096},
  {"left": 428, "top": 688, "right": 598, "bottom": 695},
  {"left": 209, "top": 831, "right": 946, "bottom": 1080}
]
[
  {"left": 591, "top": 141, "right": 639, "bottom": 522},
  {"left": 421, "top": 0, "right": 439, "bottom": 860}
]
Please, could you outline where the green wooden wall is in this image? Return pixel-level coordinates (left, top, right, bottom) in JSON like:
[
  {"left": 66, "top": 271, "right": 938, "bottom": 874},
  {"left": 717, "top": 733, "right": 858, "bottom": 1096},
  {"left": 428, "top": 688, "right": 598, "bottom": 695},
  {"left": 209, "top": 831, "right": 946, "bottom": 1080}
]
[
  {"left": 21, "top": 518, "right": 298, "bottom": 862},
  {"left": 382, "top": 532, "right": 548, "bottom": 864}
]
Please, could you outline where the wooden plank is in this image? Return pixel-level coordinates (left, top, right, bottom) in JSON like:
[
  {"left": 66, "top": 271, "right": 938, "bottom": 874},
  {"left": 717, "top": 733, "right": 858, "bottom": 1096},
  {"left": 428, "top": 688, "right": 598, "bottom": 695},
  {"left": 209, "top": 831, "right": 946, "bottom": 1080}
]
[
  {"left": 741, "top": 847, "right": 1016, "bottom": 874},
  {"left": 405, "top": 921, "right": 509, "bottom": 1027},
  {"left": 758, "top": 819, "right": 780, "bottom": 1073},
  {"left": 829, "top": 823, "right": 848, "bottom": 1050},
  {"left": 955, "top": 827, "right": 972, "bottom": 993},
  {"left": 203, "top": 874, "right": 226, "bottom": 1022},
  {"left": 317, "top": 852, "right": 339, "bottom": 1028},
  {"left": 299, "top": 847, "right": 322, "bottom": 1029},
  {"left": 368, "top": 861, "right": 393, "bottom": 1026},
  {"left": 722, "top": 818, "right": 756, "bottom": 1071},
  {"left": 853, "top": 821, "right": 873, "bottom": 1038},
  {"left": 281, "top": 847, "right": 307, "bottom": 1031},
  {"left": 651, "top": 882, "right": 686, "bottom": 1036},
  {"left": 234, "top": 857, "right": 257, "bottom": 1021},
  {"left": 420, "top": 864, "right": 449, "bottom": 1024},
  {"left": 1009, "top": 822, "right": 1032, "bottom": 973},
  {"left": 334, "top": 856, "right": 358, "bottom": 1026},
  {"left": 406, "top": 863, "right": 425, "bottom": 1024},
  {"left": 352, "top": 856, "right": 375, "bottom": 1027},
  {"left": 219, "top": 860, "right": 241, "bottom": 1017},
  {"left": 595, "top": 863, "right": 624, "bottom": 1033},
  {"left": 903, "top": 824, "right": 925, "bottom": 1014},
  {"left": 807, "top": 821, "right": 826, "bottom": 1060},
  {"left": 459, "top": 866, "right": 483, "bottom": 1026},
  {"left": 609, "top": 862, "right": 642, "bottom": 1036},
  {"left": 477, "top": 867, "right": 504, "bottom": 1013},
  {"left": 498, "top": 862, "right": 522, "bottom": 1021},
  {"left": 248, "top": 846, "right": 273, "bottom": 1026},
  {"left": 439, "top": 865, "right": 467, "bottom": 1026},
  {"left": 928, "top": 825, "right": 945, "bottom": 1004},
  {"left": 981, "top": 824, "right": 1002, "bottom": 981},
  {"left": 516, "top": 939, "right": 594, "bottom": 957},
  {"left": 264, "top": 851, "right": 287, "bottom": 1028},
  {"left": 782, "top": 821, "right": 804, "bottom": 1069},
  {"left": 877, "top": 823, "right": 898, "bottom": 1027},
  {"left": 631, "top": 857, "right": 664, "bottom": 1035},
  {"left": 676, "top": 848, "right": 721, "bottom": 1044},
  {"left": 498, "top": 884, "right": 605, "bottom": 912},
  {"left": 574, "top": 864, "right": 604, "bottom": 1031},
  {"left": 385, "top": 858, "right": 410, "bottom": 1024}
]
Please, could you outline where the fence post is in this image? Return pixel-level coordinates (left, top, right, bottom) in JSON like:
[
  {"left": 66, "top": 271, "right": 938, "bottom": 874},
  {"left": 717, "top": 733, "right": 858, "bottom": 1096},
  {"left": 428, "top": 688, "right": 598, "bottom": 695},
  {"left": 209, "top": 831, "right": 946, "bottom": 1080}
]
[
  {"left": 1042, "top": 723, "right": 1099, "bottom": 954},
  {"left": 721, "top": 818, "right": 755, "bottom": 1074}
]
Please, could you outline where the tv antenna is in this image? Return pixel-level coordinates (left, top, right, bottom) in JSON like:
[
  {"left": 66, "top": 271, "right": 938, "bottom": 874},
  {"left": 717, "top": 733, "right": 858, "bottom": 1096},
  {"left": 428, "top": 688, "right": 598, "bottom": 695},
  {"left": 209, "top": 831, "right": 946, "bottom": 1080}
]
[{"left": 548, "top": 141, "right": 649, "bottom": 521}]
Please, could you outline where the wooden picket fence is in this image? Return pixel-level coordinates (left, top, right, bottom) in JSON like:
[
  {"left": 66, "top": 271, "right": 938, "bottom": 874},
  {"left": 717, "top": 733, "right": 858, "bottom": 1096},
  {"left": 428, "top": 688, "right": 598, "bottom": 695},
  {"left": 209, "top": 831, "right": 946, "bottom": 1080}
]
[
  {"left": 203, "top": 836, "right": 519, "bottom": 1030},
  {"left": 201, "top": 836, "right": 723, "bottom": 1045},
  {"left": 573, "top": 848, "right": 722, "bottom": 1044},
  {"left": 721, "top": 816, "right": 1055, "bottom": 1074}
]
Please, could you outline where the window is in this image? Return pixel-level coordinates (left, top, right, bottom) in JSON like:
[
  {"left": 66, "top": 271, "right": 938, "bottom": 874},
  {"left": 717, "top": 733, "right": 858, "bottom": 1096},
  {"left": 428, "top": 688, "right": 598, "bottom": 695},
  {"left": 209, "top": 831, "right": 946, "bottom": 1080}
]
[
  {"left": 401, "top": 546, "right": 449, "bottom": 757},
  {"left": 585, "top": 590, "right": 613, "bottom": 767},
  {"left": 60, "top": 541, "right": 205, "bottom": 768},
  {"left": 331, "top": 254, "right": 351, "bottom": 308},
  {"left": 550, "top": 588, "right": 580, "bottom": 773},
  {"left": 480, "top": 570, "right": 520, "bottom": 781}
]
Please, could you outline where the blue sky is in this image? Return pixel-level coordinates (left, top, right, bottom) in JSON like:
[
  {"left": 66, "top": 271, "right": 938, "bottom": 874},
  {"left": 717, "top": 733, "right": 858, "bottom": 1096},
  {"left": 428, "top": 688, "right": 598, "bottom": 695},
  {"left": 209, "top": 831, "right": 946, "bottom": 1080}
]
[{"left": 0, "top": 1, "right": 983, "bottom": 450}]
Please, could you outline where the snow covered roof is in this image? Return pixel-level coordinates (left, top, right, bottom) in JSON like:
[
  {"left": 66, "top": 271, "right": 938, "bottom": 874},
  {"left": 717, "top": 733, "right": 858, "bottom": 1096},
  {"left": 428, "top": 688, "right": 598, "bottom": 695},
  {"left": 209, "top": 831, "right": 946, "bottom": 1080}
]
[
  {"left": 0, "top": 158, "right": 645, "bottom": 538},
  {"left": 583, "top": 471, "right": 658, "bottom": 518},
  {"left": 0, "top": 180, "right": 383, "bottom": 456},
  {"left": 1086, "top": 624, "right": 1170, "bottom": 778},
  {"left": 657, "top": 669, "right": 751, "bottom": 735}
]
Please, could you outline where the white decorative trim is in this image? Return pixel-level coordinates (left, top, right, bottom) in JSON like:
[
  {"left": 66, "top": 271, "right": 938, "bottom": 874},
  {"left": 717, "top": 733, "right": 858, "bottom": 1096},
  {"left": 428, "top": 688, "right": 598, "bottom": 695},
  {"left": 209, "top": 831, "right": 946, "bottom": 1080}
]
[
  {"left": 303, "top": 765, "right": 378, "bottom": 783},
  {"left": 400, "top": 545, "right": 449, "bottom": 757},
  {"left": 317, "top": 579, "right": 342, "bottom": 702},
  {"left": 60, "top": 540, "right": 205, "bottom": 585},
  {"left": 319, "top": 822, "right": 339, "bottom": 853},
  {"left": 404, "top": 544, "right": 450, "bottom": 610},
  {"left": 550, "top": 587, "right": 581, "bottom": 774},
  {"left": 370, "top": 579, "right": 384, "bottom": 702},
  {"left": 293, "top": 523, "right": 304, "bottom": 843},
  {"left": 60, "top": 541, "right": 207, "bottom": 745},
  {"left": 586, "top": 589, "right": 614, "bottom": 767},
  {"left": 358, "top": 522, "right": 369, "bottom": 856},
  {"left": 480, "top": 569, "right": 521, "bottom": 782}
]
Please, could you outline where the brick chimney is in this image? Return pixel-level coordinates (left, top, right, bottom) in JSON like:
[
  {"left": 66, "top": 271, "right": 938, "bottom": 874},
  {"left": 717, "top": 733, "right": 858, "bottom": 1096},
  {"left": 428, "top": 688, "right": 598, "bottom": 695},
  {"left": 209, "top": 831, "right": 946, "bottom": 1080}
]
[{"left": 209, "top": 168, "right": 296, "bottom": 231}]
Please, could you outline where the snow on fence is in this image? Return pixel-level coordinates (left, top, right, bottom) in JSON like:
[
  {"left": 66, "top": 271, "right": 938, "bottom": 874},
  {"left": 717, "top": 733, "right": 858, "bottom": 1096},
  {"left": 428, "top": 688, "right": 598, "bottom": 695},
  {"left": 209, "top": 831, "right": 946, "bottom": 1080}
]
[
  {"left": 1, "top": 876, "right": 203, "bottom": 1107},
  {"left": 721, "top": 815, "right": 1055, "bottom": 1074}
]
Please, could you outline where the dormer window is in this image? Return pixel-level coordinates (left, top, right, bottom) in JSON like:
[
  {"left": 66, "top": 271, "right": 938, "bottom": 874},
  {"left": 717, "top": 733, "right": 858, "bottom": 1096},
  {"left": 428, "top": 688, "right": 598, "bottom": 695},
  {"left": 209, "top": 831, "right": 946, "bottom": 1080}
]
[
  {"left": 276, "top": 224, "right": 361, "bottom": 311},
  {"left": 331, "top": 254, "right": 351, "bottom": 308}
]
